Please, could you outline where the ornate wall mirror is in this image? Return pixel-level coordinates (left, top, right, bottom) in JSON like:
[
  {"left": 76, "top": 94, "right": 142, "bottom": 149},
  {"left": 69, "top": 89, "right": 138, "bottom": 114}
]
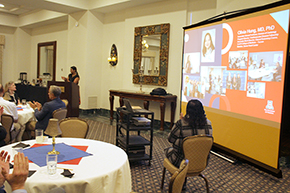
[
  {"left": 133, "top": 23, "right": 170, "bottom": 86},
  {"left": 37, "top": 41, "right": 57, "bottom": 82}
]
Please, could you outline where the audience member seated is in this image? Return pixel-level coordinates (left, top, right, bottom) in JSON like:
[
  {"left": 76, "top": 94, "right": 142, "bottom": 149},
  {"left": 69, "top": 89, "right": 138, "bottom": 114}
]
[
  {"left": 0, "top": 107, "right": 7, "bottom": 147},
  {"left": 0, "top": 84, "right": 24, "bottom": 142},
  {"left": 164, "top": 99, "right": 213, "bottom": 189},
  {"left": 165, "top": 99, "right": 213, "bottom": 167},
  {"left": 3, "top": 81, "right": 20, "bottom": 106},
  {"left": 28, "top": 85, "right": 65, "bottom": 133}
]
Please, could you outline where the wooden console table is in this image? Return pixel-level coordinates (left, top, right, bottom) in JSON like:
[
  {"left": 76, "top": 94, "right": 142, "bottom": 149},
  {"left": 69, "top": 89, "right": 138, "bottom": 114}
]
[{"left": 109, "top": 90, "right": 177, "bottom": 131}]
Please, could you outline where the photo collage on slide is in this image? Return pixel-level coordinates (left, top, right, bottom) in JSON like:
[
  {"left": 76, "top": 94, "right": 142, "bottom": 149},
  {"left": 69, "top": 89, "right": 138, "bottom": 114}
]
[
  {"left": 247, "top": 51, "right": 283, "bottom": 99},
  {"left": 182, "top": 9, "right": 289, "bottom": 122}
]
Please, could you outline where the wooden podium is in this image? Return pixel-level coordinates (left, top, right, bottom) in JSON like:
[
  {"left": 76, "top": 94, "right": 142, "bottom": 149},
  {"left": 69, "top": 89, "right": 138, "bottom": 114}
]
[{"left": 48, "top": 81, "right": 79, "bottom": 117}]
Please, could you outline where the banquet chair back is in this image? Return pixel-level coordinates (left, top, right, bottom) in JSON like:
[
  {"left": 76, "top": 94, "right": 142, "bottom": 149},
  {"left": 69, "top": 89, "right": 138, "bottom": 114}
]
[
  {"left": 59, "top": 118, "right": 88, "bottom": 138},
  {"left": 53, "top": 108, "right": 67, "bottom": 122},
  {"left": 1, "top": 114, "right": 14, "bottom": 144},
  {"left": 61, "top": 99, "right": 69, "bottom": 107},
  {"left": 169, "top": 159, "right": 189, "bottom": 193},
  {"left": 183, "top": 135, "right": 213, "bottom": 192},
  {"left": 161, "top": 135, "right": 213, "bottom": 193}
]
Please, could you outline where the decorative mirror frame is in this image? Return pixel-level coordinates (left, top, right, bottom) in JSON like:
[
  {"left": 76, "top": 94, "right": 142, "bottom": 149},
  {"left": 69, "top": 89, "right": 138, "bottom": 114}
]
[
  {"left": 37, "top": 41, "right": 57, "bottom": 81},
  {"left": 133, "top": 23, "right": 170, "bottom": 86}
]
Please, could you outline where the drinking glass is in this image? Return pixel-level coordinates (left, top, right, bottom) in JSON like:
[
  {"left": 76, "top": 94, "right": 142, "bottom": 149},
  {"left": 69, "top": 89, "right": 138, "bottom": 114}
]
[
  {"left": 35, "top": 129, "right": 43, "bottom": 143},
  {"left": 47, "top": 154, "right": 57, "bottom": 175},
  {"left": 21, "top": 99, "right": 26, "bottom": 105}
]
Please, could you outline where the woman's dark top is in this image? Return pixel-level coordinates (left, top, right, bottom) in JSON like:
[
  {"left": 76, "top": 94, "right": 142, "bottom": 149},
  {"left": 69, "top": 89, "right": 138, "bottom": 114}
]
[
  {"left": 68, "top": 73, "right": 80, "bottom": 85},
  {"left": 4, "top": 92, "right": 19, "bottom": 105}
]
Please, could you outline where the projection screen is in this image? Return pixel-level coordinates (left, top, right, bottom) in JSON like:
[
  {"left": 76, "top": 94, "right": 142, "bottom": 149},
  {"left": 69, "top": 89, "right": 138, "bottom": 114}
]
[{"left": 181, "top": 2, "right": 290, "bottom": 172}]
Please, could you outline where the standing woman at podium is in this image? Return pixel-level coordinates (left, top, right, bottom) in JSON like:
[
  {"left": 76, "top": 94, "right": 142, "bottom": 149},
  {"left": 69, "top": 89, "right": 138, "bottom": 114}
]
[
  {"left": 61, "top": 66, "right": 81, "bottom": 104},
  {"left": 61, "top": 66, "right": 80, "bottom": 85}
]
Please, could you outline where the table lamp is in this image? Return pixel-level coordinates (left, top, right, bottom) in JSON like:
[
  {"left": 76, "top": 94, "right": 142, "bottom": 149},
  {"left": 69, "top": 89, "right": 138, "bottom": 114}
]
[{"left": 44, "top": 118, "right": 62, "bottom": 154}]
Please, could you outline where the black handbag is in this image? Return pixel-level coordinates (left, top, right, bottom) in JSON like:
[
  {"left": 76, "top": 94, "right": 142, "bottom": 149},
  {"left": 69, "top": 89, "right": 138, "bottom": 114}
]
[{"left": 150, "top": 88, "right": 168, "bottom": 95}]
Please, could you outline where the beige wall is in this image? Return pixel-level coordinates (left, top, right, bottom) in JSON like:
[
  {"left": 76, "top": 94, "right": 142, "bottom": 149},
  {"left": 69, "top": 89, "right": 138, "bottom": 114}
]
[
  {"left": 0, "top": 0, "right": 280, "bottom": 122},
  {"left": 30, "top": 23, "right": 68, "bottom": 83}
]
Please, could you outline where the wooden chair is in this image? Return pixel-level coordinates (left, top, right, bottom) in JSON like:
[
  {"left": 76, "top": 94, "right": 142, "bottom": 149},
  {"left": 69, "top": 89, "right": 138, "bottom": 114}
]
[
  {"left": 161, "top": 135, "right": 213, "bottom": 193},
  {"left": 52, "top": 108, "right": 67, "bottom": 122},
  {"left": 1, "top": 114, "right": 14, "bottom": 144},
  {"left": 59, "top": 118, "right": 88, "bottom": 138}
]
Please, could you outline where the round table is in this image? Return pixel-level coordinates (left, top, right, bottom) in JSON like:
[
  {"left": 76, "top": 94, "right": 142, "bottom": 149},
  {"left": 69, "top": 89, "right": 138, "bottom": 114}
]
[
  {"left": 2, "top": 138, "right": 132, "bottom": 193},
  {"left": 17, "top": 104, "right": 35, "bottom": 126}
]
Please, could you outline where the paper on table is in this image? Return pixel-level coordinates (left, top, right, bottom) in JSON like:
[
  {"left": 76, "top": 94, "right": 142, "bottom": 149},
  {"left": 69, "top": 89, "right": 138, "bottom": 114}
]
[
  {"left": 12, "top": 142, "right": 30, "bottom": 148},
  {"left": 23, "top": 143, "right": 92, "bottom": 167}
]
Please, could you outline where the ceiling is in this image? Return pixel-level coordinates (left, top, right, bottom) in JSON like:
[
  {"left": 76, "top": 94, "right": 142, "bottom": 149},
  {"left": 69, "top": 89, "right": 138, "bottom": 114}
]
[{"left": 0, "top": 0, "right": 171, "bottom": 16}]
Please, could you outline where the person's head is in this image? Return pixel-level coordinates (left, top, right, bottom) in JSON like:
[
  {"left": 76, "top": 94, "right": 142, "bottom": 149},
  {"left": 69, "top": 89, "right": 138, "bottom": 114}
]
[
  {"left": 70, "top": 66, "right": 77, "bottom": 74},
  {"left": 184, "top": 99, "right": 207, "bottom": 126},
  {"left": 5, "top": 81, "right": 16, "bottom": 93},
  {"left": 48, "top": 85, "right": 61, "bottom": 100},
  {"left": 202, "top": 32, "right": 215, "bottom": 56},
  {"left": 0, "top": 84, "right": 4, "bottom": 96},
  {"left": 276, "top": 62, "right": 280, "bottom": 67}
]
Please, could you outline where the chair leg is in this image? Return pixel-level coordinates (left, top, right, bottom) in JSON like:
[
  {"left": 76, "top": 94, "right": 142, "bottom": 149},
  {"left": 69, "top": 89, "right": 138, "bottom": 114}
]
[
  {"left": 199, "top": 174, "right": 209, "bottom": 193},
  {"left": 160, "top": 167, "right": 166, "bottom": 189}
]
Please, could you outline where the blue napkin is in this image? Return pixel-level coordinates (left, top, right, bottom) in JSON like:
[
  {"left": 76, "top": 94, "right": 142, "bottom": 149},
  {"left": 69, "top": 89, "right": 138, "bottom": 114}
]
[{"left": 23, "top": 143, "right": 92, "bottom": 167}]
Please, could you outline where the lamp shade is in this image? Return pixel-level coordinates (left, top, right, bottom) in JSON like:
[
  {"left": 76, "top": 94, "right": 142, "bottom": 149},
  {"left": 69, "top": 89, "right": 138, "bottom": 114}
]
[{"left": 44, "top": 118, "right": 62, "bottom": 137}]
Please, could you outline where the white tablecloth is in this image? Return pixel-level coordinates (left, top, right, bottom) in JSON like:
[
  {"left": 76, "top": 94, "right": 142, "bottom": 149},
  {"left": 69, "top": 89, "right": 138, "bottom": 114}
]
[
  {"left": 17, "top": 105, "right": 35, "bottom": 126},
  {"left": 2, "top": 138, "right": 132, "bottom": 193}
]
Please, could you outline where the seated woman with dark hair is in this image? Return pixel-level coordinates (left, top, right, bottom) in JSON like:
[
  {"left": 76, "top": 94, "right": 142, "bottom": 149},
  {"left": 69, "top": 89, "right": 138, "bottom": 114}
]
[
  {"left": 165, "top": 99, "right": 213, "bottom": 168},
  {"left": 3, "top": 81, "right": 20, "bottom": 105}
]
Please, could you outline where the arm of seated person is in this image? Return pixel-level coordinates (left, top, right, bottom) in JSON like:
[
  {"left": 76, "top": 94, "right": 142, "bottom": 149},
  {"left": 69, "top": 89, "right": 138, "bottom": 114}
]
[
  {"left": 34, "top": 103, "right": 49, "bottom": 121},
  {"left": 167, "top": 121, "right": 180, "bottom": 144}
]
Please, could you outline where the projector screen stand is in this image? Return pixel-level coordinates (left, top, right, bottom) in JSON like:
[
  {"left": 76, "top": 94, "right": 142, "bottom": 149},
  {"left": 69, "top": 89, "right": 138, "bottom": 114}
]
[{"left": 210, "top": 150, "right": 237, "bottom": 164}]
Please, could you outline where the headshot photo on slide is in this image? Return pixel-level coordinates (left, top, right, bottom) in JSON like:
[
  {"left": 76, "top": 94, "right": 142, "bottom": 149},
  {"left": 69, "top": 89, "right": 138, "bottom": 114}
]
[{"left": 201, "top": 29, "right": 216, "bottom": 63}]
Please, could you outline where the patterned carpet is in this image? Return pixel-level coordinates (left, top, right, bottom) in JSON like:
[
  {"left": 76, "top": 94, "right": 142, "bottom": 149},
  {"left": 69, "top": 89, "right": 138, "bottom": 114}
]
[{"left": 83, "top": 118, "right": 290, "bottom": 193}]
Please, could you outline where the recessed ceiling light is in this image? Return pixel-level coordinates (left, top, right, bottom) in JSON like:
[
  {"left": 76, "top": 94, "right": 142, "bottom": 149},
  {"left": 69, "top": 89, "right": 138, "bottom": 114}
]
[{"left": 0, "top": 4, "right": 4, "bottom": 8}]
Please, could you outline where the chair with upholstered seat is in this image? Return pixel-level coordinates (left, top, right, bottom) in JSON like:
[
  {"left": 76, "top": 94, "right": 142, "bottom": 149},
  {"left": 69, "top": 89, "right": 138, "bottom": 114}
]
[
  {"left": 52, "top": 108, "right": 67, "bottom": 122},
  {"left": 169, "top": 159, "right": 189, "bottom": 193},
  {"left": 59, "top": 118, "right": 88, "bottom": 138},
  {"left": 23, "top": 121, "right": 36, "bottom": 140},
  {"left": 161, "top": 135, "right": 213, "bottom": 193},
  {"left": 61, "top": 99, "right": 69, "bottom": 107},
  {"left": 1, "top": 114, "right": 14, "bottom": 144}
]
